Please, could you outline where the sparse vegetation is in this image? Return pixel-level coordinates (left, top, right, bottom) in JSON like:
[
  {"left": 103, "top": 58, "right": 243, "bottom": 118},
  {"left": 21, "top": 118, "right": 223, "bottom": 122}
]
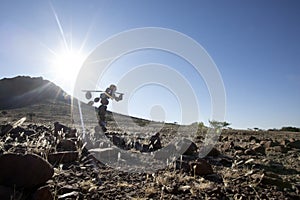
[
  {"left": 0, "top": 77, "right": 299, "bottom": 199},
  {"left": 132, "top": 117, "right": 151, "bottom": 127},
  {"left": 1, "top": 109, "right": 300, "bottom": 199},
  {"left": 209, "top": 120, "right": 231, "bottom": 129},
  {"left": 280, "top": 126, "right": 300, "bottom": 132}
]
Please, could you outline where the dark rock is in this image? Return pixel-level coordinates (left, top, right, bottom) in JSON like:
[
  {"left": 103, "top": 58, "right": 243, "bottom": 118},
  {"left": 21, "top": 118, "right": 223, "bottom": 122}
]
[
  {"left": 252, "top": 144, "right": 265, "bottom": 155},
  {"left": 175, "top": 160, "right": 191, "bottom": 173},
  {"left": 175, "top": 155, "right": 197, "bottom": 171},
  {"left": 244, "top": 148, "right": 256, "bottom": 155},
  {"left": 260, "top": 172, "right": 292, "bottom": 189},
  {"left": 206, "top": 147, "right": 221, "bottom": 157},
  {"left": 0, "top": 185, "right": 15, "bottom": 199},
  {"left": 54, "top": 122, "right": 76, "bottom": 137},
  {"left": 233, "top": 145, "right": 245, "bottom": 151},
  {"left": 132, "top": 141, "right": 142, "bottom": 151},
  {"left": 266, "top": 146, "right": 288, "bottom": 155},
  {"left": 31, "top": 185, "right": 53, "bottom": 200},
  {"left": 219, "top": 156, "right": 233, "bottom": 167},
  {"left": 112, "top": 135, "right": 126, "bottom": 148},
  {"left": 141, "top": 144, "right": 150, "bottom": 152},
  {"left": 0, "top": 153, "right": 53, "bottom": 188},
  {"left": 148, "top": 132, "right": 162, "bottom": 151},
  {"left": 47, "top": 151, "right": 79, "bottom": 165},
  {"left": 56, "top": 139, "right": 77, "bottom": 152},
  {"left": 3, "top": 143, "right": 13, "bottom": 151},
  {"left": 0, "top": 124, "right": 13, "bottom": 136},
  {"left": 249, "top": 136, "right": 260, "bottom": 143},
  {"left": 190, "top": 159, "right": 213, "bottom": 176},
  {"left": 8, "top": 126, "right": 26, "bottom": 138},
  {"left": 205, "top": 174, "right": 223, "bottom": 183},
  {"left": 162, "top": 185, "right": 178, "bottom": 194},
  {"left": 24, "top": 129, "right": 35, "bottom": 136},
  {"left": 182, "top": 140, "right": 197, "bottom": 155},
  {"left": 266, "top": 160, "right": 285, "bottom": 170},
  {"left": 2, "top": 125, "right": 35, "bottom": 138},
  {"left": 288, "top": 140, "right": 300, "bottom": 149}
]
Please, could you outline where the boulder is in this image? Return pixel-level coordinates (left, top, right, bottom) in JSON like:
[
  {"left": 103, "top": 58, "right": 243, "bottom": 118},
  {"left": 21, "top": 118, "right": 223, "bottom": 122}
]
[
  {"left": 206, "top": 147, "right": 221, "bottom": 157},
  {"left": 266, "top": 146, "right": 287, "bottom": 155},
  {"left": 0, "top": 124, "right": 13, "bottom": 136},
  {"left": 266, "top": 160, "right": 285, "bottom": 171},
  {"left": 175, "top": 160, "right": 191, "bottom": 173},
  {"left": 288, "top": 140, "right": 300, "bottom": 149},
  {"left": 249, "top": 136, "right": 260, "bottom": 143},
  {"left": 56, "top": 139, "right": 77, "bottom": 152},
  {"left": 0, "top": 125, "right": 35, "bottom": 139},
  {"left": 259, "top": 172, "right": 292, "bottom": 189},
  {"left": 244, "top": 148, "right": 256, "bottom": 155},
  {"left": 0, "top": 185, "right": 15, "bottom": 199},
  {"left": 0, "top": 153, "right": 53, "bottom": 188},
  {"left": 148, "top": 132, "right": 162, "bottom": 151},
  {"left": 5, "top": 126, "right": 25, "bottom": 138},
  {"left": 205, "top": 174, "right": 223, "bottom": 183},
  {"left": 252, "top": 144, "right": 265, "bottom": 155},
  {"left": 182, "top": 140, "right": 197, "bottom": 155},
  {"left": 112, "top": 135, "right": 126, "bottom": 148},
  {"left": 233, "top": 145, "right": 245, "bottom": 151},
  {"left": 190, "top": 159, "right": 213, "bottom": 176},
  {"left": 31, "top": 185, "right": 53, "bottom": 200},
  {"left": 141, "top": 144, "right": 150, "bottom": 152},
  {"left": 47, "top": 151, "right": 79, "bottom": 165},
  {"left": 54, "top": 122, "right": 76, "bottom": 137}
]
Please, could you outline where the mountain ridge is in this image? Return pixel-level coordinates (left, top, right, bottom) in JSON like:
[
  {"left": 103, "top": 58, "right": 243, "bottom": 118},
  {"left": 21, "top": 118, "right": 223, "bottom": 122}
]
[
  {"left": 0, "top": 76, "right": 162, "bottom": 126},
  {"left": 0, "top": 76, "right": 71, "bottom": 109}
]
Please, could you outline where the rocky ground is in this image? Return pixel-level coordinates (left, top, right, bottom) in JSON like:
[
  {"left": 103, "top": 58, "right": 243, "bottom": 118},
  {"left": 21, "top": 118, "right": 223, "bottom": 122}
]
[{"left": 0, "top": 110, "right": 300, "bottom": 199}]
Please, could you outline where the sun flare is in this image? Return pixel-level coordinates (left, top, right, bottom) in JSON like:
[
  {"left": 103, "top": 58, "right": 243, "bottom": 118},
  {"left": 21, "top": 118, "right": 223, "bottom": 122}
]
[{"left": 51, "top": 49, "right": 86, "bottom": 93}]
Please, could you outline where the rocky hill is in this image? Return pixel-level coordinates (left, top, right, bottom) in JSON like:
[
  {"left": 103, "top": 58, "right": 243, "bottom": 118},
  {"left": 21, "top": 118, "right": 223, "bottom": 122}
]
[
  {"left": 0, "top": 76, "right": 71, "bottom": 109},
  {"left": 0, "top": 76, "right": 299, "bottom": 199}
]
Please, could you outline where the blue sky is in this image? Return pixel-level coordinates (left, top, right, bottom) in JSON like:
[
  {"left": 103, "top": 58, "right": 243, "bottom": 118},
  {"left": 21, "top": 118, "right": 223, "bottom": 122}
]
[{"left": 0, "top": 0, "right": 299, "bottom": 129}]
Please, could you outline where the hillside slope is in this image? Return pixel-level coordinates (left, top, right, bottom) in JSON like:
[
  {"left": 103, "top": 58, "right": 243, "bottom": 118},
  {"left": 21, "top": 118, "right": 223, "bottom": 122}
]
[{"left": 0, "top": 76, "right": 71, "bottom": 109}]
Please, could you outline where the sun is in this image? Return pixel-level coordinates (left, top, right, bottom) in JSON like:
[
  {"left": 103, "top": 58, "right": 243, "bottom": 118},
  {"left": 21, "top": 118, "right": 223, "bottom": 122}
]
[
  {"left": 46, "top": 4, "right": 89, "bottom": 94},
  {"left": 53, "top": 50, "right": 85, "bottom": 75},
  {"left": 51, "top": 48, "right": 86, "bottom": 93}
]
